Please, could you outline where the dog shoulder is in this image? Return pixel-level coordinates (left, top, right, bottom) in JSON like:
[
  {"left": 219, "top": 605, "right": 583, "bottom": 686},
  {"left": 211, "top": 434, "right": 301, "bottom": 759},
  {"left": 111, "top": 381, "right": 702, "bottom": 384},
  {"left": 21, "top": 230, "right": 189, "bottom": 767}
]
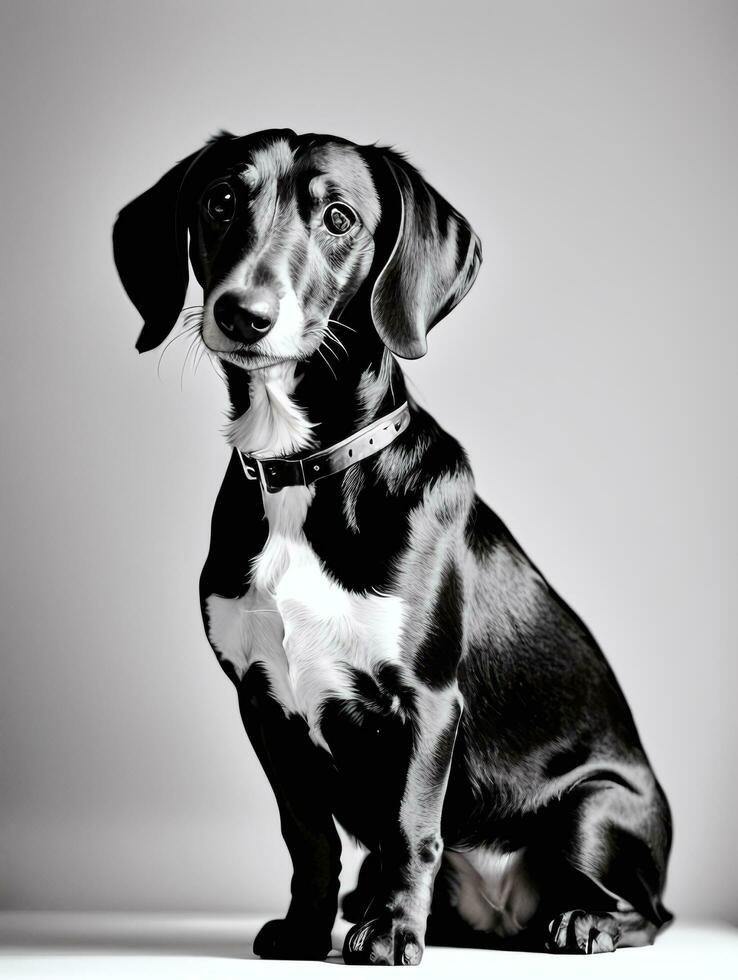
[{"left": 199, "top": 450, "right": 269, "bottom": 605}]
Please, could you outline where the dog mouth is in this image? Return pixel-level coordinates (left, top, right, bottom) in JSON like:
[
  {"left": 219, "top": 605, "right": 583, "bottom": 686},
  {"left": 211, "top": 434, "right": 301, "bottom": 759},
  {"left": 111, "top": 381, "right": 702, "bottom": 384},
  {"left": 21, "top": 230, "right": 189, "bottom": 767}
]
[
  {"left": 200, "top": 326, "right": 282, "bottom": 362},
  {"left": 200, "top": 310, "right": 309, "bottom": 370},
  {"left": 209, "top": 340, "right": 305, "bottom": 372},
  {"left": 224, "top": 349, "right": 293, "bottom": 367},
  {"left": 200, "top": 313, "right": 348, "bottom": 377},
  {"left": 205, "top": 329, "right": 335, "bottom": 371}
]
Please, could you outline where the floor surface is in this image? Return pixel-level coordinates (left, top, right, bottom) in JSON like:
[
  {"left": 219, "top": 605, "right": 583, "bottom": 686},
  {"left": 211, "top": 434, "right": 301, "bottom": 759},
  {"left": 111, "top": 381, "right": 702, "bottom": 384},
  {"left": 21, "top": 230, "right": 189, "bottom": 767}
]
[{"left": 1, "top": 914, "right": 737, "bottom": 978}]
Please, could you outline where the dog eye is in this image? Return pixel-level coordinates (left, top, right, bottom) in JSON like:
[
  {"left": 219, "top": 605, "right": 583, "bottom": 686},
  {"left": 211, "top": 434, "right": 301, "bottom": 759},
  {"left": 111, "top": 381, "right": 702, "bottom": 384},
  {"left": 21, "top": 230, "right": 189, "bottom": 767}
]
[
  {"left": 204, "top": 182, "right": 236, "bottom": 222},
  {"left": 323, "top": 202, "right": 357, "bottom": 236}
]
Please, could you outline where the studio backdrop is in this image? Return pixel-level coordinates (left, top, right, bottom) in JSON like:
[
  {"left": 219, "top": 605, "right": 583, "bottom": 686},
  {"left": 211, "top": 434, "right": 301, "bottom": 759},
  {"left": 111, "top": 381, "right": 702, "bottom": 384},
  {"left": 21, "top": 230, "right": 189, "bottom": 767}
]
[{"left": 0, "top": 0, "right": 736, "bottom": 924}]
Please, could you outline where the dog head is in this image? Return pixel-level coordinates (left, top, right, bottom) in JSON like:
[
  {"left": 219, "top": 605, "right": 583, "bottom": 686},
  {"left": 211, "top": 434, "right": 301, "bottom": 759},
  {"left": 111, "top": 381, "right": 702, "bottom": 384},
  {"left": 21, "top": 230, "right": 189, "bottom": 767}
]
[{"left": 113, "top": 129, "right": 481, "bottom": 365}]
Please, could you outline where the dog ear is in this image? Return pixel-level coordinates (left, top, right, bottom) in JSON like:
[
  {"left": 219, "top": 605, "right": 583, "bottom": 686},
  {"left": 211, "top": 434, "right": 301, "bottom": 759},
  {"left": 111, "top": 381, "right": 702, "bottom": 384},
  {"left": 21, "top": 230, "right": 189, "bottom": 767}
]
[
  {"left": 113, "top": 147, "right": 208, "bottom": 353},
  {"left": 369, "top": 152, "right": 482, "bottom": 359}
]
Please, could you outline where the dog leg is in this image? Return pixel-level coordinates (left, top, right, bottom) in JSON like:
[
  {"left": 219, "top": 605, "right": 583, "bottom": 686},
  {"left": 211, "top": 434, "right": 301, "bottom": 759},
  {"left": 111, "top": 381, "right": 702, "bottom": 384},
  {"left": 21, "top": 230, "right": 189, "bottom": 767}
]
[
  {"left": 525, "top": 773, "right": 672, "bottom": 953},
  {"left": 237, "top": 664, "right": 341, "bottom": 960},
  {"left": 342, "top": 850, "right": 381, "bottom": 923},
  {"left": 343, "top": 685, "right": 462, "bottom": 966}
]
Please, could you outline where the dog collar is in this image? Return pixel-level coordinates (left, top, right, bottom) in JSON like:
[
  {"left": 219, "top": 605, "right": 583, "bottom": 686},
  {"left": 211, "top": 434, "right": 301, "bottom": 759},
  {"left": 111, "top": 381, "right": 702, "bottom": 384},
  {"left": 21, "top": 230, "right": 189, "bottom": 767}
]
[{"left": 237, "top": 401, "right": 411, "bottom": 493}]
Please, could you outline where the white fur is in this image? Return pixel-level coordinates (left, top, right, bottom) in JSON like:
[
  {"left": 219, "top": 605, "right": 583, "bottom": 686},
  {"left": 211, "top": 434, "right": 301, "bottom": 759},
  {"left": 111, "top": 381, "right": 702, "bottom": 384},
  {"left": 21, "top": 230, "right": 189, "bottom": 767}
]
[
  {"left": 354, "top": 351, "right": 395, "bottom": 428},
  {"left": 207, "top": 366, "right": 407, "bottom": 749},
  {"left": 445, "top": 846, "right": 541, "bottom": 937},
  {"left": 207, "top": 516, "right": 406, "bottom": 749},
  {"left": 239, "top": 164, "right": 259, "bottom": 190},
  {"left": 225, "top": 362, "right": 315, "bottom": 456}
]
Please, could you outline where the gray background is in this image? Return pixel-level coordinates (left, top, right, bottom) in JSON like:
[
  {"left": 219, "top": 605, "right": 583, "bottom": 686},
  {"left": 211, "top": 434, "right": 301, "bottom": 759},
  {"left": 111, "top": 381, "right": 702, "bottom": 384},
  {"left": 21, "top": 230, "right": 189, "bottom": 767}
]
[{"left": 1, "top": 0, "right": 736, "bottom": 923}]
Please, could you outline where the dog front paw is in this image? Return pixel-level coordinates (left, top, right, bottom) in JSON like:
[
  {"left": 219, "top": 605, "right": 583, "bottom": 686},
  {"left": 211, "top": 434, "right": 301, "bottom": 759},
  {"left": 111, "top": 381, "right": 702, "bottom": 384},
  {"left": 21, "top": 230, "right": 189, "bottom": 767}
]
[
  {"left": 253, "top": 917, "right": 333, "bottom": 960},
  {"left": 344, "top": 914, "right": 424, "bottom": 966},
  {"left": 545, "top": 910, "right": 620, "bottom": 954}
]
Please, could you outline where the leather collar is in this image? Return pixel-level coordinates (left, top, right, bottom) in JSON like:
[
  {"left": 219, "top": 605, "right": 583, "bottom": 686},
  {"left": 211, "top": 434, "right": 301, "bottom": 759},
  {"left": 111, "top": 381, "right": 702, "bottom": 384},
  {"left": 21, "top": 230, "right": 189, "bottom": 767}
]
[{"left": 237, "top": 401, "right": 411, "bottom": 493}]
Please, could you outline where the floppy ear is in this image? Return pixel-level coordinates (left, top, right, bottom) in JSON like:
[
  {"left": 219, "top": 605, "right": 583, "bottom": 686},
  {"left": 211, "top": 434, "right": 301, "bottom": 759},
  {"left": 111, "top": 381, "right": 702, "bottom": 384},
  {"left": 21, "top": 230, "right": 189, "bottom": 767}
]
[
  {"left": 369, "top": 152, "right": 482, "bottom": 359},
  {"left": 113, "top": 148, "right": 206, "bottom": 353}
]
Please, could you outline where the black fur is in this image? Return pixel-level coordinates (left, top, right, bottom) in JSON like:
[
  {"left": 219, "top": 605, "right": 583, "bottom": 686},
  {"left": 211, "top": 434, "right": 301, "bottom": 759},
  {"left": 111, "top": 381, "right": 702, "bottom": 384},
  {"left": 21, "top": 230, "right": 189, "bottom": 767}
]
[{"left": 114, "top": 129, "right": 673, "bottom": 965}]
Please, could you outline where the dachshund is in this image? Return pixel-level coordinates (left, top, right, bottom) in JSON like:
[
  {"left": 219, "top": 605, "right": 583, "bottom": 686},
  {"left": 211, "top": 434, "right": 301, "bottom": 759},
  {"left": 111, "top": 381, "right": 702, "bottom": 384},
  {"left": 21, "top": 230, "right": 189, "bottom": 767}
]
[{"left": 113, "top": 129, "right": 672, "bottom": 965}]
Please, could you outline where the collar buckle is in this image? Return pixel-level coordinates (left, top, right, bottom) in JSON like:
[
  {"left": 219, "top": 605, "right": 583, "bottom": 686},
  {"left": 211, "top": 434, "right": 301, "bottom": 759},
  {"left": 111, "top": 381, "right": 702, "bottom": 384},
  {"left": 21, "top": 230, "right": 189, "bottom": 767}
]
[
  {"left": 238, "top": 401, "right": 410, "bottom": 494},
  {"left": 255, "top": 458, "right": 268, "bottom": 489},
  {"left": 238, "top": 453, "right": 268, "bottom": 487}
]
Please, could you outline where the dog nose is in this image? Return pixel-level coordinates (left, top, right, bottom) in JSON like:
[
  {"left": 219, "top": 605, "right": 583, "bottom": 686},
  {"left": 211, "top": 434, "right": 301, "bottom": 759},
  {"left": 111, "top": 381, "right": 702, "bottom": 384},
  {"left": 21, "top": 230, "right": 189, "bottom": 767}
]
[{"left": 213, "top": 289, "right": 278, "bottom": 345}]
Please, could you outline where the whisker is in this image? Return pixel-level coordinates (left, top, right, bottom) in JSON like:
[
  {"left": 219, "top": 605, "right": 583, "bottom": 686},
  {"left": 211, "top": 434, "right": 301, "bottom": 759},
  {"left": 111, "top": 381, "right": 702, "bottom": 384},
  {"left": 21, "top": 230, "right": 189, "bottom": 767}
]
[
  {"left": 321, "top": 338, "right": 341, "bottom": 362},
  {"left": 154, "top": 304, "right": 207, "bottom": 380},
  {"left": 180, "top": 338, "right": 195, "bottom": 388},
  {"left": 206, "top": 351, "right": 224, "bottom": 381},
  {"left": 324, "top": 327, "right": 348, "bottom": 357},
  {"left": 157, "top": 321, "right": 200, "bottom": 378},
  {"left": 328, "top": 317, "right": 356, "bottom": 334},
  {"left": 317, "top": 347, "right": 337, "bottom": 381},
  {"left": 181, "top": 334, "right": 200, "bottom": 389},
  {"left": 193, "top": 343, "right": 208, "bottom": 375}
]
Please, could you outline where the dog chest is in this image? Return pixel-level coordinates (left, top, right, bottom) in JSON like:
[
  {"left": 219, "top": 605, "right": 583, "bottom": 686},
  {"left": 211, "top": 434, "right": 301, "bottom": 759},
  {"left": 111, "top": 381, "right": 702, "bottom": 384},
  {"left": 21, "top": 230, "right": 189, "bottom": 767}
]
[{"left": 206, "top": 486, "right": 406, "bottom": 747}]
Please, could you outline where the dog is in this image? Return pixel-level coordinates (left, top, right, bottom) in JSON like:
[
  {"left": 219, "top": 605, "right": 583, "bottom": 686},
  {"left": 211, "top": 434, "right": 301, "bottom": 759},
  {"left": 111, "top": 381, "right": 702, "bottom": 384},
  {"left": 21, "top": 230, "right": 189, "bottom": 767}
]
[{"left": 113, "top": 129, "right": 672, "bottom": 964}]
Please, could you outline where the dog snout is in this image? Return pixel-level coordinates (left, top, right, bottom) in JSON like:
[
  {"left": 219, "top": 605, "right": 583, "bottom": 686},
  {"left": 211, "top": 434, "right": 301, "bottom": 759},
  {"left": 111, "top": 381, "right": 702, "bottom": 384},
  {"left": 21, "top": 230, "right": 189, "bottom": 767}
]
[{"left": 213, "top": 288, "right": 279, "bottom": 345}]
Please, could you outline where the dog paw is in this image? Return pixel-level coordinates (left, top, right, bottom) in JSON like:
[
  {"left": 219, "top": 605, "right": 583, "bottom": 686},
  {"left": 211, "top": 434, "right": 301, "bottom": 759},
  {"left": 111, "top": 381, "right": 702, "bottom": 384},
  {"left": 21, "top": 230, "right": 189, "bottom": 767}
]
[
  {"left": 546, "top": 910, "right": 621, "bottom": 954},
  {"left": 253, "top": 917, "right": 333, "bottom": 960},
  {"left": 344, "top": 915, "right": 424, "bottom": 965}
]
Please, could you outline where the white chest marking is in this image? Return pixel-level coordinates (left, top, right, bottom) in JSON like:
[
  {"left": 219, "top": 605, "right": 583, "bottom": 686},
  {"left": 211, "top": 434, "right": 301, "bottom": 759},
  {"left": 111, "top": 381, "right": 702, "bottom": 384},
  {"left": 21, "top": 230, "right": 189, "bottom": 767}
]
[
  {"left": 206, "top": 366, "right": 405, "bottom": 749},
  {"left": 206, "top": 502, "right": 405, "bottom": 746}
]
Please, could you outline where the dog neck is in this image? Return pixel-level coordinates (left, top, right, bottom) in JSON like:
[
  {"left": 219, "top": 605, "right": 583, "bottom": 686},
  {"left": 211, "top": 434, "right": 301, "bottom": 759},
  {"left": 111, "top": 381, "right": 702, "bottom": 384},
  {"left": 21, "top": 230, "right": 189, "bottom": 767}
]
[
  {"left": 222, "top": 332, "right": 407, "bottom": 458},
  {"left": 224, "top": 362, "right": 315, "bottom": 457}
]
